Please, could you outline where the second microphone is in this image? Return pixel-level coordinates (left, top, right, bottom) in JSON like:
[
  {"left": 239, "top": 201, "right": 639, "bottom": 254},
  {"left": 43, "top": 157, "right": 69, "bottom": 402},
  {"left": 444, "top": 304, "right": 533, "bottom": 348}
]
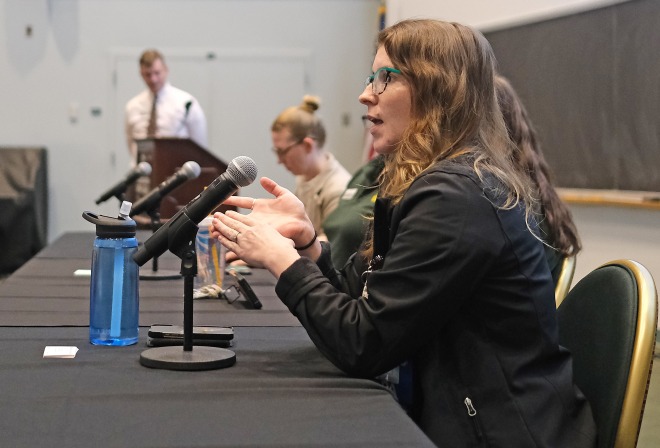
[{"left": 129, "top": 161, "right": 201, "bottom": 217}]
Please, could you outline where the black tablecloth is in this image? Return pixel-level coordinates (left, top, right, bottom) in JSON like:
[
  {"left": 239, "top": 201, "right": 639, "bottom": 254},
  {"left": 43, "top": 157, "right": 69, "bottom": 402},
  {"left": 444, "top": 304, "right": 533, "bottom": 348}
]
[
  {"left": 0, "top": 232, "right": 299, "bottom": 327},
  {"left": 0, "top": 232, "right": 436, "bottom": 447},
  {"left": 0, "top": 326, "right": 434, "bottom": 447}
]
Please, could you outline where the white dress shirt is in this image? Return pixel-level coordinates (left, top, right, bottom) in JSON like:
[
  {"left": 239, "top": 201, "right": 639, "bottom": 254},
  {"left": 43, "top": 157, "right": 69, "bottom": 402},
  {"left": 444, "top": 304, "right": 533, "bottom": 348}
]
[{"left": 125, "top": 83, "right": 208, "bottom": 164}]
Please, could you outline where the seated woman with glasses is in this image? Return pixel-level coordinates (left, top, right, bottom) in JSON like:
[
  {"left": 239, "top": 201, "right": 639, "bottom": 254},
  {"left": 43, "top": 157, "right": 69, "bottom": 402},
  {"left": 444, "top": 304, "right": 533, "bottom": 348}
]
[
  {"left": 212, "top": 19, "right": 596, "bottom": 447},
  {"left": 271, "top": 95, "right": 351, "bottom": 242}
]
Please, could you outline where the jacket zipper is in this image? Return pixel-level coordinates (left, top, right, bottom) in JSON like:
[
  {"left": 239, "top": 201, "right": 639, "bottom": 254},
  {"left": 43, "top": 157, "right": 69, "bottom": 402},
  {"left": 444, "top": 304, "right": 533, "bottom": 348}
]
[
  {"left": 464, "top": 397, "right": 483, "bottom": 440},
  {"left": 361, "top": 255, "right": 383, "bottom": 299}
]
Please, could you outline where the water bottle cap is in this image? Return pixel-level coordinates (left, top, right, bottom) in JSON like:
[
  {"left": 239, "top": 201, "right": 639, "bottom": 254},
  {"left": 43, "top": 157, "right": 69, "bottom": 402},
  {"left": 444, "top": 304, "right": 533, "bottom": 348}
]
[
  {"left": 82, "top": 211, "right": 137, "bottom": 238},
  {"left": 119, "top": 201, "right": 132, "bottom": 219}
]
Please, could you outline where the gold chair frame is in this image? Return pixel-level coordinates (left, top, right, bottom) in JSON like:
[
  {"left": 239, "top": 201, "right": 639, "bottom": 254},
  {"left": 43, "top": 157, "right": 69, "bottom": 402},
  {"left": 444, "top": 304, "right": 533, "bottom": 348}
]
[
  {"left": 607, "top": 259, "right": 657, "bottom": 448},
  {"left": 560, "top": 259, "right": 657, "bottom": 448},
  {"left": 555, "top": 254, "right": 576, "bottom": 307}
]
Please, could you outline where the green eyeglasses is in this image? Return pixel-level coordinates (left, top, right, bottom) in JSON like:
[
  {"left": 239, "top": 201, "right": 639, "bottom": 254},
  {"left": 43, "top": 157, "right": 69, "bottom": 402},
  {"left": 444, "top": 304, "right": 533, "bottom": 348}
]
[{"left": 365, "top": 67, "right": 401, "bottom": 95}]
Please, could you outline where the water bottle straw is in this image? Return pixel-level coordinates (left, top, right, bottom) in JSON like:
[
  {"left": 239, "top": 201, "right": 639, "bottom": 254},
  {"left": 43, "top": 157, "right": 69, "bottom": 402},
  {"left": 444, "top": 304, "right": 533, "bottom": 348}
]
[
  {"left": 109, "top": 201, "right": 133, "bottom": 339},
  {"left": 211, "top": 242, "right": 222, "bottom": 287},
  {"left": 110, "top": 248, "right": 124, "bottom": 338}
]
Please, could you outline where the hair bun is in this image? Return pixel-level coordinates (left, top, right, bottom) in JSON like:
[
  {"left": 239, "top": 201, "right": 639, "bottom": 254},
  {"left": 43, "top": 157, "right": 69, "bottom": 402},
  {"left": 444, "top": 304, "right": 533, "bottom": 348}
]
[{"left": 300, "top": 95, "right": 321, "bottom": 113}]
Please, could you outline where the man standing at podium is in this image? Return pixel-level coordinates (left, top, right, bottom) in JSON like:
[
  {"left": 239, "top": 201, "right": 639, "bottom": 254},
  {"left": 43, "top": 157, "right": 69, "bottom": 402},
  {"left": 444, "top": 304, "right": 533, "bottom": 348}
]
[{"left": 125, "top": 49, "right": 208, "bottom": 165}]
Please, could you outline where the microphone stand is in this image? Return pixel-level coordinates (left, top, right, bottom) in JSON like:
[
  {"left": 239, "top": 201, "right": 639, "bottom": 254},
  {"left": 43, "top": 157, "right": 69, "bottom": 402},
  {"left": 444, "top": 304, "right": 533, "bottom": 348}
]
[
  {"left": 140, "top": 213, "right": 236, "bottom": 370},
  {"left": 138, "top": 208, "right": 181, "bottom": 280}
]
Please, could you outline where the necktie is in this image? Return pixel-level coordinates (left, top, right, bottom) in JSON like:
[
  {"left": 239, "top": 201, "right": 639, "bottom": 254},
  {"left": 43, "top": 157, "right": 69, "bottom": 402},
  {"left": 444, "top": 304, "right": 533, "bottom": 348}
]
[{"left": 147, "top": 94, "right": 157, "bottom": 138}]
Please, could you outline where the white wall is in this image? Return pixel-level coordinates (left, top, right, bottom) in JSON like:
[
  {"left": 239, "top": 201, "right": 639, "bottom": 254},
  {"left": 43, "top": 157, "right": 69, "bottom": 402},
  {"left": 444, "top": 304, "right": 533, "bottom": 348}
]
[
  {"left": 386, "top": 0, "right": 631, "bottom": 30},
  {"left": 569, "top": 204, "right": 660, "bottom": 286},
  {"left": 0, "top": 0, "right": 380, "bottom": 242},
  {"left": 0, "top": 0, "right": 637, "bottom": 244}
]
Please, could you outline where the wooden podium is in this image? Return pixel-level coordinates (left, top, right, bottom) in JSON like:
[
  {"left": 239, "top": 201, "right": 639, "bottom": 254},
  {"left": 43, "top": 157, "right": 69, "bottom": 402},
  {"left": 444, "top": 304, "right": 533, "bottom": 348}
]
[{"left": 135, "top": 138, "right": 232, "bottom": 219}]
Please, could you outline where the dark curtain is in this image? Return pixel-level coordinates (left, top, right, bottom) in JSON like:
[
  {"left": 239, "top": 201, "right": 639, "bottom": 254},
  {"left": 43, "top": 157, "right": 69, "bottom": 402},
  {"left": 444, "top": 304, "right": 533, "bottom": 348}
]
[{"left": 486, "top": 0, "right": 660, "bottom": 191}]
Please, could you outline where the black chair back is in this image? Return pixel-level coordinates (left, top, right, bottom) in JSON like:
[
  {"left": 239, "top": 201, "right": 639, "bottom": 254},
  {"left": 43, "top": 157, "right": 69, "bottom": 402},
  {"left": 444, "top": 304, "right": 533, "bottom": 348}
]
[{"left": 557, "top": 259, "right": 657, "bottom": 448}]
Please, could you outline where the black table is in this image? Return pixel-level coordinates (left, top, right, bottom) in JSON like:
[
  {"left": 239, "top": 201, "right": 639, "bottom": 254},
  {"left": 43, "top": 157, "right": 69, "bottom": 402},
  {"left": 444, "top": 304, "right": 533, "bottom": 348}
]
[
  {"left": 0, "top": 232, "right": 436, "bottom": 447},
  {"left": 0, "top": 232, "right": 298, "bottom": 327}
]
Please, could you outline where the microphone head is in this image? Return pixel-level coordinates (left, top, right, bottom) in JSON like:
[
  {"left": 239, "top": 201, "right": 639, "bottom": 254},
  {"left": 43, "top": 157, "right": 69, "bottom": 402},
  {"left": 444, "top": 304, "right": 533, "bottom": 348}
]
[
  {"left": 137, "top": 161, "right": 152, "bottom": 176},
  {"left": 226, "top": 156, "right": 257, "bottom": 187},
  {"left": 182, "top": 161, "right": 201, "bottom": 179}
]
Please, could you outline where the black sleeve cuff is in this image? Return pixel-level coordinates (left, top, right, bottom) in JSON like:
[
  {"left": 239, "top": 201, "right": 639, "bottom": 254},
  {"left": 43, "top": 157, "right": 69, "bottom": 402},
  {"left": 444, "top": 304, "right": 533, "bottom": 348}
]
[{"left": 275, "top": 242, "right": 338, "bottom": 311}]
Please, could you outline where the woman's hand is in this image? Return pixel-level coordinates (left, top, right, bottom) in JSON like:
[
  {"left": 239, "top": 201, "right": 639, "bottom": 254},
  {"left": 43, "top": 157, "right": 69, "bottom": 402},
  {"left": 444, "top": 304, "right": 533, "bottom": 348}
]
[
  {"left": 211, "top": 210, "right": 300, "bottom": 277},
  {"left": 221, "top": 177, "right": 316, "bottom": 248},
  {"left": 210, "top": 177, "right": 321, "bottom": 275}
]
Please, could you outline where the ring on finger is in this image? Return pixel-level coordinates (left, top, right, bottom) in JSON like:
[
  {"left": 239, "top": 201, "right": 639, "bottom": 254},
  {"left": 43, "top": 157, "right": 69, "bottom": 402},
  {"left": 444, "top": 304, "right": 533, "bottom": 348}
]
[
  {"left": 251, "top": 198, "right": 256, "bottom": 210},
  {"left": 233, "top": 230, "right": 240, "bottom": 242}
]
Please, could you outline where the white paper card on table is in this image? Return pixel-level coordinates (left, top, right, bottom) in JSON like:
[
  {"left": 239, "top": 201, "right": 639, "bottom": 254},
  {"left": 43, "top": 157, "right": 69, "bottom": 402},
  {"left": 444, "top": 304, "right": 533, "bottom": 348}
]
[{"left": 43, "top": 346, "right": 79, "bottom": 359}]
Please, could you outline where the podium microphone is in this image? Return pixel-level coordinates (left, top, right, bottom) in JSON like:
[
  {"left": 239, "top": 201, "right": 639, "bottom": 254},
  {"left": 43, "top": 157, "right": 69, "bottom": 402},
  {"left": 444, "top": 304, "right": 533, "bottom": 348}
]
[
  {"left": 176, "top": 101, "right": 193, "bottom": 135},
  {"left": 133, "top": 156, "right": 257, "bottom": 266},
  {"left": 95, "top": 161, "right": 152, "bottom": 204},
  {"left": 129, "top": 161, "right": 201, "bottom": 217}
]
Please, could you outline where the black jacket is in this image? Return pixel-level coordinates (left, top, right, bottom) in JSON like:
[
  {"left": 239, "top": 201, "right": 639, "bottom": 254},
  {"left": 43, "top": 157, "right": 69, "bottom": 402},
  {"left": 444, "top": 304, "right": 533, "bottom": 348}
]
[{"left": 276, "top": 159, "right": 596, "bottom": 447}]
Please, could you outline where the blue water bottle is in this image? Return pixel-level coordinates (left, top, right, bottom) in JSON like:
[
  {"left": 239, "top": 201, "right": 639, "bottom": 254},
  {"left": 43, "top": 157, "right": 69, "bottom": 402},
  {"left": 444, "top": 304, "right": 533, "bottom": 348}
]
[{"left": 82, "top": 201, "right": 139, "bottom": 346}]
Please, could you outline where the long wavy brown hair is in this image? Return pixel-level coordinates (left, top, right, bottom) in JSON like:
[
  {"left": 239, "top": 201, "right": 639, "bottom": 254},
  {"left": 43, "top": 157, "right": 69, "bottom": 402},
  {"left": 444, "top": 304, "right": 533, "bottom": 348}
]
[
  {"left": 376, "top": 20, "right": 534, "bottom": 209},
  {"left": 495, "top": 75, "right": 581, "bottom": 256},
  {"left": 361, "top": 20, "right": 538, "bottom": 259}
]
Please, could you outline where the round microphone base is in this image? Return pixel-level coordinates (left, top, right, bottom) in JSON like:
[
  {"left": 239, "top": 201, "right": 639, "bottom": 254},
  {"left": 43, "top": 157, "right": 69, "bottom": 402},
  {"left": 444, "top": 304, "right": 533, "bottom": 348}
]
[
  {"left": 139, "top": 346, "right": 236, "bottom": 371},
  {"left": 139, "top": 269, "right": 181, "bottom": 280}
]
